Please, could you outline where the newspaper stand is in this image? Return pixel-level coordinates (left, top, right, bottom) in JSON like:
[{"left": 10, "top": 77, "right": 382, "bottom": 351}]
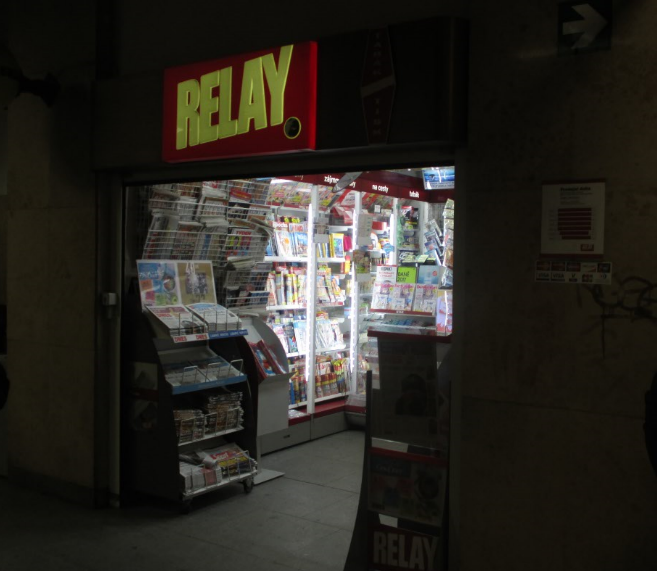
[
  {"left": 123, "top": 277, "right": 263, "bottom": 513},
  {"left": 344, "top": 328, "right": 451, "bottom": 571}
]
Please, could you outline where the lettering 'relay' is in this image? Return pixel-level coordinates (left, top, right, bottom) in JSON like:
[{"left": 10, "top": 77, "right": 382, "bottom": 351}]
[{"left": 176, "top": 45, "right": 294, "bottom": 150}]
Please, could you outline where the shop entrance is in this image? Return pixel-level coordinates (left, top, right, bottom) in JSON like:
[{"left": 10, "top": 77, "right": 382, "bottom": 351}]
[{"left": 119, "top": 164, "right": 453, "bottom": 500}]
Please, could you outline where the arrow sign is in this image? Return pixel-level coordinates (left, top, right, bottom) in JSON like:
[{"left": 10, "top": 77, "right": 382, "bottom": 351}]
[
  {"left": 562, "top": 4, "right": 607, "bottom": 48},
  {"left": 558, "top": 1, "right": 612, "bottom": 55}
]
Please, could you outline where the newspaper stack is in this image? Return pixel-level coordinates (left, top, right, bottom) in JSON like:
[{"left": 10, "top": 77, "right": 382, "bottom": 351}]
[{"left": 203, "top": 392, "right": 244, "bottom": 432}]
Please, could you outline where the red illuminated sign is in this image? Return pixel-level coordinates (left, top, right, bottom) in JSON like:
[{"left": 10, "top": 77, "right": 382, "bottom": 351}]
[
  {"left": 162, "top": 42, "right": 317, "bottom": 163},
  {"left": 282, "top": 172, "right": 431, "bottom": 201}
]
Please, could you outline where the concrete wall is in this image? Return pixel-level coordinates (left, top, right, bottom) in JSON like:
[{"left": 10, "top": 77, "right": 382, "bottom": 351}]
[
  {"left": 5, "top": 1, "right": 98, "bottom": 502},
  {"left": 460, "top": 1, "right": 657, "bottom": 569}
]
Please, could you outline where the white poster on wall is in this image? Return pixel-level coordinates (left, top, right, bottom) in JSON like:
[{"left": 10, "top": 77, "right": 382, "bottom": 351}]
[{"left": 541, "top": 181, "right": 605, "bottom": 255}]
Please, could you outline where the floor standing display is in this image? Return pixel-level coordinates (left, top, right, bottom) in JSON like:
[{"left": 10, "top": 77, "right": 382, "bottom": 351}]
[{"left": 345, "top": 331, "right": 451, "bottom": 571}]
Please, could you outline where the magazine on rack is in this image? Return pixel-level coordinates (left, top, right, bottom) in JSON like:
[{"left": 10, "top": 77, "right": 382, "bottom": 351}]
[
  {"left": 369, "top": 449, "right": 447, "bottom": 528},
  {"left": 203, "top": 443, "right": 254, "bottom": 479},
  {"left": 225, "top": 227, "right": 254, "bottom": 258},
  {"left": 196, "top": 188, "right": 229, "bottom": 219},
  {"left": 170, "top": 221, "right": 203, "bottom": 260},
  {"left": 274, "top": 229, "right": 295, "bottom": 257},
  {"left": 412, "top": 284, "right": 440, "bottom": 314},
  {"left": 143, "top": 213, "right": 179, "bottom": 259},
  {"left": 193, "top": 219, "right": 229, "bottom": 261}
]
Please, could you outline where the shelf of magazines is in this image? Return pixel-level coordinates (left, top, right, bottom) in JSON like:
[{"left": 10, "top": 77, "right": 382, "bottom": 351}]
[
  {"left": 220, "top": 261, "right": 271, "bottom": 313},
  {"left": 144, "top": 304, "right": 248, "bottom": 344},
  {"left": 143, "top": 180, "right": 273, "bottom": 270}
]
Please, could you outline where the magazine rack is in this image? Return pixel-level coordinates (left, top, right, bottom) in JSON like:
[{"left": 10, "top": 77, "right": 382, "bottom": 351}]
[
  {"left": 344, "top": 331, "right": 452, "bottom": 571},
  {"left": 122, "top": 294, "right": 261, "bottom": 512}
]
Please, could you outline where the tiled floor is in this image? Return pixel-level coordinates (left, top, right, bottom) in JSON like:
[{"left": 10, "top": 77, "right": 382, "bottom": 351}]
[{"left": 0, "top": 429, "right": 365, "bottom": 571}]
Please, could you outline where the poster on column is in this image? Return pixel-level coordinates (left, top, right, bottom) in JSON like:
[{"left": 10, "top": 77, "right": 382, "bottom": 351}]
[{"left": 540, "top": 181, "right": 605, "bottom": 256}]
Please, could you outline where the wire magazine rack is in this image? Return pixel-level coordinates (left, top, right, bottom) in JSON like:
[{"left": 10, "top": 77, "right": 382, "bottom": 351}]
[
  {"left": 140, "top": 179, "right": 273, "bottom": 270},
  {"left": 219, "top": 265, "right": 271, "bottom": 312}
]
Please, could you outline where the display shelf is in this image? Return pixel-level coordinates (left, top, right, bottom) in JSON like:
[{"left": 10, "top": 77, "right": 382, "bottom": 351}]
[
  {"left": 264, "top": 256, "right": 308, "bottom": 263},
  {"left": 170, "top": 374, "right": 248, "bottom": 394},
  {"left": 178, "top": 425, "right": 243, "bottom": 447},
  {"left": 328, "top": 225, "right": 351, "bottom": 232},
  {"left": 210, "top": 329, "right": 249, "bottom": 339},
  {"left": 267, "top": 302, "right": 344, "bottom": 311},
  {"left": 318, "top": 257, "right": 346, "bottom": 264},
  {"left": 289, "top": 392, "right": 347, "bottom": 409},
  {"left": 169, "top": 328, "right": 248, "bottom": 343},
  {"left": 286, "top": 344, "right": 348, "bottom": 359},
  {"left": 181, "top": 457, "right": 258, "bottom": 500},
  {"left": 370, "top": 308, "right": 434, "bottom": 317}
]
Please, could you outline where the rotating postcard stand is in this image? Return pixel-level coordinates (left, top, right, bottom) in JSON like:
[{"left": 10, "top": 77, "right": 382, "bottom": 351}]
[{"left": 345, "top": 330, "right": 451, "bottom": 571}]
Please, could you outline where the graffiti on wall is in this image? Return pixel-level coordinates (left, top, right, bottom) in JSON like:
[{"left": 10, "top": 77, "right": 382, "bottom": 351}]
[{"left": 582, "top": 276, "right": 657, "bottom": 356}]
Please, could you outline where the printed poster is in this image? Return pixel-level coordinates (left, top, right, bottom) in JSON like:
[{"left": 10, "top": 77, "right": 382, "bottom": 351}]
[
  {"left": 541, "top": 181, "right": 605, "bottom": 255},
  {"left": 137, "top": 260, "right": 216, "bottom": 308},
  {"left": 369, "top": 450, "right": 446, "bottom": 528},
  {"left": 137, "top": 261, "right": 182, "bottom": 307},
  {"left": 373, "top": 338, "right": 442, "bottom": 449}
]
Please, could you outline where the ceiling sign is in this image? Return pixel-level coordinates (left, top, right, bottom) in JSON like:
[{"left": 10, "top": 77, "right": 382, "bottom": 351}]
[{"left": 558, "top": 1, "right": 612, "bottom": 55}]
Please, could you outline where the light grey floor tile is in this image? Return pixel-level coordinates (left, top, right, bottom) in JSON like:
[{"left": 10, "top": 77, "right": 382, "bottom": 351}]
[
  {"left": 323, "top": 467, "right": 364, "bottom": 493},
  {"left": 207, "top": 508, "right": 346, "bottom": 568},
  {"left": 292, "top": 528, "right": 355, "bottom": 571},
  {"left": 0, "top": 550, "right": 91, "bottom": 571},
  {"left": 0, "top": 429, "right": 365, "bottom": 571},
  {"left": 241, "top": 476, "right": 355, "bottom": 519},
  {"left": 301, "top": 492, "right": 361, "bottom": 531},
  {"left": 263, "top": 453, "right": 362, "bottom": 488}
]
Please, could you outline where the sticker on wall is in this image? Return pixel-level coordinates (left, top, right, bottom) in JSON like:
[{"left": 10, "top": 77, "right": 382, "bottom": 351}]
[{"left": 535, "top": 260, "right": 612, "bottom": 284}]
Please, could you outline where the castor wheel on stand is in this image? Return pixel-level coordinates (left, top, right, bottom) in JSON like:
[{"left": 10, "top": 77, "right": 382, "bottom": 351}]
[{"left": 242, "top": 478, "right": 254, "bottom": 494}]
